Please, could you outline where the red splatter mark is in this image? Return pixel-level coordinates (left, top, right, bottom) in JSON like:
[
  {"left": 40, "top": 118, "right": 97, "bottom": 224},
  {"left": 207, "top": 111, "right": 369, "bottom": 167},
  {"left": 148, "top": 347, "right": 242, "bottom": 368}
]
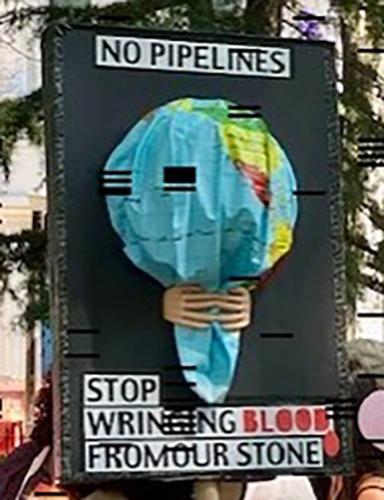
[
  {"left": 323, "top": 430, "right": 341, "bottom": 457},
  {"left": 236, "top": 161, "right": 270, "bottom": 205}
]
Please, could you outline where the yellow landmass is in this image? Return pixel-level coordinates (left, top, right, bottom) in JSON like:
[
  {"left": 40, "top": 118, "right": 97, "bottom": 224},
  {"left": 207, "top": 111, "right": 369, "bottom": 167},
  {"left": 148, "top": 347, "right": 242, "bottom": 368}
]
[
  {"left": 220, "top": 122, "right": 281, "bottom": 173},
  {"left": 268, "top": 221, "right": 293, "bottom": 265}
]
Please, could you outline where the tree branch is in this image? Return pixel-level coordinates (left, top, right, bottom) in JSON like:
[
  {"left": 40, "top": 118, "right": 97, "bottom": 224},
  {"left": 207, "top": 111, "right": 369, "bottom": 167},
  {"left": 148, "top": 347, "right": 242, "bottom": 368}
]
[
  {"left": 362, "top": 200, "right": 384, "bottom": 233},
  {"left": 0, "top": 89, "right": 43, "bottom": 180},
  {"left": 360, "top": 273, "right": 384, "bottom": 296},
  {"left": 347, "top": 232, "right": 378, "bottom": 257}
]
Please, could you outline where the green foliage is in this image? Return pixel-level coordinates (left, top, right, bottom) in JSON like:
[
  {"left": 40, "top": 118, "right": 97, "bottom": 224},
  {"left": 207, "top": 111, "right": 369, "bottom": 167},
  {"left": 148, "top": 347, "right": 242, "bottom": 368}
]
[
  {"left": 336, "top": 0, "right": 384, "bottom": 45},
  {"left": 243, "top": 0, "right": 284, "bottom": 36},
  {"left": 0, "top": 90, "right": 43, "bottom": 180},
  {"left": 0, "top": 0, "right": 292, "bottom": 329},
  {"left": 335, "top": 1, "right": 384, "bottom": 310},
  {"left": 0, "top": 0, "right": 383, "bottom": 323},
  {"left": 0, "top": 230, "right": 48, "bottom": 329},
  {"left": 0, "top": 0, "right": 290, "bottom": 181}
]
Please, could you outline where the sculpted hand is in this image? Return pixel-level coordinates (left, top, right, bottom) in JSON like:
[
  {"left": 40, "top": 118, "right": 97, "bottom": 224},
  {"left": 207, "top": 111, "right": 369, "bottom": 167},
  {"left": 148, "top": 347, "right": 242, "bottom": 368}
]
[
  {"left": 216, "top": 287, "right": 251, "bottom": 331},
  {"left": 163, "top": 285, "right": 251, "bottom": 331}
]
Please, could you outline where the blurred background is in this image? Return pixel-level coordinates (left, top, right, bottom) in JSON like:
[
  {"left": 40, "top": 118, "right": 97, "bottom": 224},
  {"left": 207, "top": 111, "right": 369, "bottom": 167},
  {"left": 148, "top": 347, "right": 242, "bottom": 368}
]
[{"left": 1, "top": 0, "right": 384, "bottom": 497}]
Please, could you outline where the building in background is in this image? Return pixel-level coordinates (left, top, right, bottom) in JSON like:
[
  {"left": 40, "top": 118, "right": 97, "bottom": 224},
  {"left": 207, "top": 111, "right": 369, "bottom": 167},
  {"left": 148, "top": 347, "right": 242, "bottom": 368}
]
[
  {"left": 1, "top": 194, "right": 46, "bottom": 234},
  {"left": 0, "top": 0, "right": 47, "bottom": 448},
  {"left": 0, "top": 376, "right": 24, "bottom": 456},
  {"left": 0, "top": 194, "right": 46, "bottom": 445}
]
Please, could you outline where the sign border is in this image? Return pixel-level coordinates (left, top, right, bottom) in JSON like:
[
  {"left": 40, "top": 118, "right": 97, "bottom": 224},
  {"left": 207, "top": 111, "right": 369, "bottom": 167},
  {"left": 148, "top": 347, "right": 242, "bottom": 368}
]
[{"left": 42, "top": 22, "right": 353, "bottom": 485}]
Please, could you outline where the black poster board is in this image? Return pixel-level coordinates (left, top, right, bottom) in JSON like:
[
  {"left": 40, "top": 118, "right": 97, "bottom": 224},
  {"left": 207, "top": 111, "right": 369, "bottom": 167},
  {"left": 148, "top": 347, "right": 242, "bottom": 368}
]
[{"left": 43, "top": 24, "right": 352, "bottom": 485}]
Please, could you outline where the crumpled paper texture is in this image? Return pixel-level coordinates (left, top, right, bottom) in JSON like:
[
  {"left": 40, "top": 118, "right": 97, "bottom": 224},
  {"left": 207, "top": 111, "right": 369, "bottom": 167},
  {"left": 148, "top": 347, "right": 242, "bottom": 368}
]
[{"left": 104, "top": 98, "right": 298, "bottom": 403}]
